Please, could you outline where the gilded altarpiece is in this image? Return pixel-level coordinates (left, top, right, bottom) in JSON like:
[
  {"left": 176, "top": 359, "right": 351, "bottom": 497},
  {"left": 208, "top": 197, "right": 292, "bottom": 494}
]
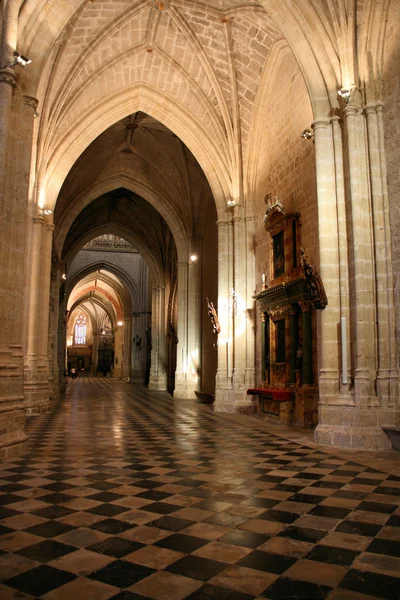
[{"left": 254, "top": 197, "right": 327, "bottom": 427}]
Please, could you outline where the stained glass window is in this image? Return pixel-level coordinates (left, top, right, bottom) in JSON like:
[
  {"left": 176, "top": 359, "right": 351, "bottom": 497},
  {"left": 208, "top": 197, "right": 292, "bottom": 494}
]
[{"left": 75, "top": 315, "right": 87, "bottom": 345}]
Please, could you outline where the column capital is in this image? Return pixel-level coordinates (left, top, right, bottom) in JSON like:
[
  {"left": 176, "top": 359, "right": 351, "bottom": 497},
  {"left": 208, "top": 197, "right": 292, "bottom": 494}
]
[
  {"left": 343, "top": 105, "right": 359, "bottom": 118},
  {"left": 311, "top": 118, "right": 331, "bottom": 131},
  {"left": 299, "top": 301, "right": 312, "bottom": 312},
  {"left": 23, "top": 95, "right": 38, "bottom": 110},
  {"left": 46, "top": 223, "right": 55, "bottom": 232},
  {"left": 0, "top": 67, "right": 17, "bottom": 88},
  {"left": 363, "top": 104, "right": 377, "bottom": 117},
  {"left": 33, "top": 216, "right": 45, "bottom": 226}
]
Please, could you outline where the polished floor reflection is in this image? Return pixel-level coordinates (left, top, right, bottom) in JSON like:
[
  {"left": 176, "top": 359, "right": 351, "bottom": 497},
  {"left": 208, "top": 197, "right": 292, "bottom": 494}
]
[{"left": 0, "top": 379, "right": 399, "bottom": 599}]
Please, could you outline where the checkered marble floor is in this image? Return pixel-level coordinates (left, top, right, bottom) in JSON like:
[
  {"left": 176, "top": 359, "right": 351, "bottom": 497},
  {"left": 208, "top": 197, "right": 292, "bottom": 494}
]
[{"left": 1, "top": 379, "right": 400, "bottom": 600}]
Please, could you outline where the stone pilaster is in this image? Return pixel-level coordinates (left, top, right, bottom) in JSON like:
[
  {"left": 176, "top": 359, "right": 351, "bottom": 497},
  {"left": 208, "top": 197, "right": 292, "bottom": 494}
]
[
  {"left": 174, "top": 253, "right": 201, "bottom": 399},
  {"left": 149, "top": 286, "right": 168, "bottom": 391},
  {"left": 0, "top": 72, "right": 29, "bottom": 458},
  {"left": 24, "top": 218, "right": 53, "bottom": 415}
]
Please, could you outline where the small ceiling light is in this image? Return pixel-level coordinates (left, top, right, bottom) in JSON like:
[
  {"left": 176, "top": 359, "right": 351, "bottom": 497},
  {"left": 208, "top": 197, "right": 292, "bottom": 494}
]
[
  {"left": 338, "top": 88, "right": 351, "bottom": 103},
  {"left": 300, "top": 128, "right": 313, "bottom": 140},
  {"left": 190, "top": 255, "right": 198, "bottom": 263},
  {"left": 117, "top": 321, "right": 123, "bottom": 326},
  {"left": 13, "top": 51, "right": 31, "bottom": 67},
  {"left": 227, "top": 199, "right": 235, "bottom": 207}
]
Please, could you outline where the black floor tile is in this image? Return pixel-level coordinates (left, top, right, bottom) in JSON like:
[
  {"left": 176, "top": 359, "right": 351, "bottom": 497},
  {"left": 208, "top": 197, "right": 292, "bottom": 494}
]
[
  {"left": 155, "top": 533, "right": 208, "bottom": 553},
  {"left": 88, "top": 503, "right": 130, "bottom": 517},
  {"left": 150, "top": 515, "right": 195, "bottom": 531},
  {"left": 0, "top": 525, "right": 14, "bottom": 536},
  {"left": 4, "top": 564, "right": 76, "bottom": 596},
  {"left": 309, "top": 505, "right": 351, "bottom": 519},
  {"left": 143, "top": 502, "right": 181, "bottom": 514},
  {"left": 241, "top": 497, "right": 280, "bottom": 509},
  {"left": 335, "top": 520, "right": 382, "bottom": 537},
  {"left": 16, "top": 539, "right": 77, "bottom": 562},
  {"left": 0, "top": 507, "right": 19, "bottom": 519},
  {"left": 166, "top": 554, "right": 228, "bottom": 581},
  {"left": 109, "top": 592, "right": 151, "bottom": 600},
  {"left": 289, "top": 493, "right": 326, "bottom": 505},
  {"left": 136, "top": 490, "right": 171, "bottom": 501},
  {"left": 310, "top": 480, "right": 344, "bottom": 489},
  {"left": 375, "top": 486, "right": 400, "bottom": 496},
  {"left": 260, "top": 509, "right": 300, "bottom": 524},
  {"left": 31, "top": 504, "right": 74, "bottom": 519},
  {"left": 387, "top": 514, "right": 400, "bottom": 527},
  {"left": 89, "top": 518, "right": 135, "bottom": 534},
  {"left": 88, "top": 559, "right": 155, "bottom": 588},
  {"left": 366, "top": 537, "right": 400, "bottom": 558},
  {"left": 339, "top": 569, "right": 400, "bottom": 600},
  {"left": 24, "top": 520, "right": 75, "bottom": 538},
  {"left": 42, "top": 482, "right": 76, "bottom": 492},
  {"left": 263, "top": 576, "right": 331, "bottom": 599},
  {"left": 87, "top": 481, "right": 118, "bottom": 491},
  {"left": 305, "top": 544, "right": 360, "bottom": 566},
  {"left": 87, "top": 491, "right": 125, "bottom": 503},
  {"left": 38, "top": 492, "right": 75, "bottom": 504},
  {"left": 88, "top": 536, "right": 144, "bottom": 558},
  {"left": 278, "top": 526, "right": 327, "bottom": 543},
  {"left": 186, "top": 583, "right": 254, "bottom": 600},
  {"left": 238, "top": 549, "right": 296, "bottom": 574},
  {"left": 357, "top": 501, "right": 397, "bottom": 514},
  {"left": 0, "top": 494, "right": 25, "bottom": 505}
]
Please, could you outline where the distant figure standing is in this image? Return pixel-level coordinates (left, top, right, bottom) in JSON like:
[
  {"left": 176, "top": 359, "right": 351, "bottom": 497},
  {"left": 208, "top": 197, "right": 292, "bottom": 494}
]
[{"left": 70, "top": 367, "right": 77, "bottom": 379}]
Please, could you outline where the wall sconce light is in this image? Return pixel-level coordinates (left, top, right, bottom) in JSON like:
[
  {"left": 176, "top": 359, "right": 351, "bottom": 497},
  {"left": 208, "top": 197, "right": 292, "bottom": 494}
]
[
  {"left": 338, "top": 88, "right": 351, "bottom": 103},
  {"left": 117, "top": 321, "right": 123, "bottom": 326},
  {"left": 61, "top": 273, "right": 67, "bottom": 280},
  {"left": 227, "top": 199, "right": 235, "bottom": 207},
  {"left": 300, "top": 128, "right": 313, "bottom": 140},
  {"left": 189, "top": 254, "right": 198, "bottom": 263},
  {"left": 41, "top": 209, "right": 52, "bottom": 216},
  {"left": 12, "top": 51, "right": 32, "bottom": 67}
]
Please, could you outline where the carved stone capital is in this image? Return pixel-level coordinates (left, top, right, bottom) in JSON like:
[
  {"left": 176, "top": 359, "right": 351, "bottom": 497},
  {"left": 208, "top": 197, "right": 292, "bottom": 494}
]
[
  {"left": 0, "top": 68, "right": 17, "bottom": 88},
  {"left": 23, "top": 95, "right": 39, "bottom": 111},
  {"left": 299, "top": 301, "right": 312, "bottom": 312},
  {"left": 267, "top": 305, "right": 291, "bottom": 320}
]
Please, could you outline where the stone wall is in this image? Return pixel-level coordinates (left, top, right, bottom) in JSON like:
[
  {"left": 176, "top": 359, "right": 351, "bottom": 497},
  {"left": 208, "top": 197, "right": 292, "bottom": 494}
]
[
  {"left": 383, "top": 0, "right": 400, "bottom": 360},
  {"left": 253, "top": 48, "right": 317, "bottom": 383}
]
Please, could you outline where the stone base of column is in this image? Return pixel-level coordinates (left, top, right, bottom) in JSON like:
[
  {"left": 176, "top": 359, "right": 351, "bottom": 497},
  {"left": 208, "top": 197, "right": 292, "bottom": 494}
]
[
  {"left": 315, "top": 404, "right": 397, "bottom": 450},
  {"left": 214, "top": 387, "right": 256, "bottom": 414},
  {"left": 148, "top": 369, "right": 167, "bottom": 391},
  {"left": 173, "top": 376, "right": 198, "bottom": 400},
  {"left": 0, "top": 399, "right": 28, "bottom": 460},
  {"left": 24, "top": 361, "right": 51, "bottom": 415}
]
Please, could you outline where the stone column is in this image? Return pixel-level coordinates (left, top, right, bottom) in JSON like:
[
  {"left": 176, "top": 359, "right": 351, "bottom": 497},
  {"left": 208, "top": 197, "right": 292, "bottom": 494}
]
[
  {"left": 364, "top": 104, "right": 399, "bottom": 414},
  {"left": 174, "top": 254, "right": 201, "bottom": 399},
  {"left": 0, "top": 67, "right": 29, "bottom": 457},
  {"left": 312, "top": 118, "right": 354, "bottom": 447},
  {"left": 91, "top": 332, "right": 99, "bottom": 376},
  {"left": 24, "top": 218, "right": 53, "bottom": 415},
  {"left": 289, "top": 308, "right": 297, "bottom": 385},
  {"left": 122, "top": 316, "right": 132, "bottom": 379},
  {"left": 214, "top": 219, "right": 234, "bottom": 410},
  {"left": 300, "top": 302, "right": 313, "bottom": 385},
  {"left": 149, "top": 286, "right": 167, "bottom": 390},
  {"left": 174, "top": 263, "right": 188, "bottom": 397},
  {"left": 232, "top": 208, "right": 246, "bottom": 390},
  {"left": 245, "top": 215, "right": 256, "bottom": 388}
]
